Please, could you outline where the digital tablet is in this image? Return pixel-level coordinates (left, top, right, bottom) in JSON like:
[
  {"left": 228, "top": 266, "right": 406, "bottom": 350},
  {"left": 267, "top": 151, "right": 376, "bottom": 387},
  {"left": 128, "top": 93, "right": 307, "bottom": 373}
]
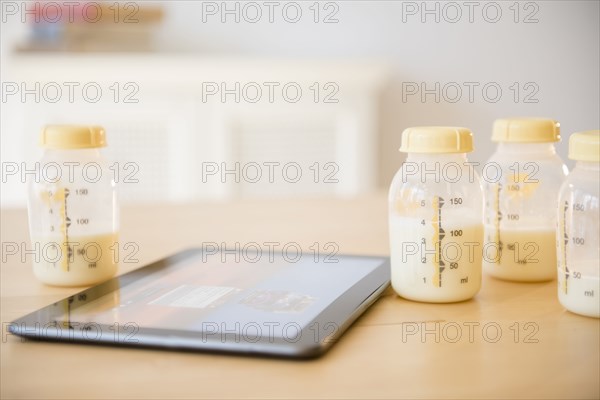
[{"left": 9, "top": 248, "right": 390, "bottom": 358}]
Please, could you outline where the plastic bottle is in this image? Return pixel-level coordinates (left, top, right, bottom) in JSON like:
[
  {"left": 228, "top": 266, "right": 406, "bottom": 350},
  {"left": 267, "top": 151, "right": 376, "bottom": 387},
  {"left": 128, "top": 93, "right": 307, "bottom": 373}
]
[
  {"left": 389, "top": 126, "right": 483, "bottom": 303},
  {"left": 483, "top": 118, "right": 568, "bottom": 282},
  {"left": 27, "top": 125, "right": 118, "bottom": 286},
  {"left": 557, "top": 130, "right": 600, "bottom": 318}
]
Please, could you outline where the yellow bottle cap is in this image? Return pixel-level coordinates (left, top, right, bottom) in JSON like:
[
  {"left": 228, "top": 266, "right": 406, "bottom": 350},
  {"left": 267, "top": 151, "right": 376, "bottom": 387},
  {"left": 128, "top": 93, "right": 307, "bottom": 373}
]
[
  {"left": 40, "top": 125, "right": 106, "bottom": 149},
  {"left": 568, "top": 130, "right": 600, "bottom": 162},
  {"left": 492, "top": 118, "right": 560, "bottom": 143},
  {"left": 399, "top": 126, "right": 474, "bottom": 153}
]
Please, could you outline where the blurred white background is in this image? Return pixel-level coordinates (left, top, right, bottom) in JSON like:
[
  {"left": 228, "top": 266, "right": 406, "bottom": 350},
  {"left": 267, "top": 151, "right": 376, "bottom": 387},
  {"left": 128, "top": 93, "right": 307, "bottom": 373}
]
[{"left": 1, "top": 0, "right": 599, "bottom": 206}]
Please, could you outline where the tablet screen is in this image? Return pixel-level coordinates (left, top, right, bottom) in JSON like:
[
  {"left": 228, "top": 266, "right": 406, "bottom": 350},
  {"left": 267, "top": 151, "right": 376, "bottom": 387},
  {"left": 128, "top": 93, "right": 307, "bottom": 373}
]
[{"left": 11, "top": 249, "right": 390, "bottom": 357}]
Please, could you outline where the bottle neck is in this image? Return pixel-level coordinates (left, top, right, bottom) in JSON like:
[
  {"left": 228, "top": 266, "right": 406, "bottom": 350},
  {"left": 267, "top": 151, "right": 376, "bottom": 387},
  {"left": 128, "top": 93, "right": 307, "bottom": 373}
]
[
  {"left": 496, "top": 142, "right": 557, "bottom": 155},
  {"left": 405, "top": 153, "right": 469, "bottom": 163},
  {"left": 574, "top": 160, "right": 600, "bottom": 172},
  {"left": 43, "top": 148, "right": 102, "bottom": 157}
]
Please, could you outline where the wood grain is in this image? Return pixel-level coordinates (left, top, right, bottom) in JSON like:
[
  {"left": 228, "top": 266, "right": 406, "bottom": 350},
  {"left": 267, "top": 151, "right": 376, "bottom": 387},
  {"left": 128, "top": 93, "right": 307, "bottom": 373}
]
[{"left": 2, "top": 194, "right": 598, "bottom": 399}]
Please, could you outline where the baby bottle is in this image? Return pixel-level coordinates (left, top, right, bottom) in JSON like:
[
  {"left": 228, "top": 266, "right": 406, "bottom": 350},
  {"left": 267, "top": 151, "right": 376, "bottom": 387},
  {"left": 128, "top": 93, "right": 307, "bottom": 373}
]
[
  {"left": 483, "top": 118, "right": 567, "bottom": 282},
  {"left": 27, "top": 125, "right": 118, "bottom": 286},
  {"left": 557, "top": 130, "right": 599, "bottom": 318},
  {"left": 389, "top": 127, "right": 484, "bottom": 303}
]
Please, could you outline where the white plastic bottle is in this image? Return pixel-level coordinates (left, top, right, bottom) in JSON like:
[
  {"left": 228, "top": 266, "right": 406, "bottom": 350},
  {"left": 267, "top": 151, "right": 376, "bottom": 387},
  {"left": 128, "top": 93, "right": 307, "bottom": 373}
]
[
  {"left": 389, "top": 127, "right": 483, "bottom": 303},
  {"left": 483, "top": 118, "right": 568, "bottom": 282},
  {"left": 27, "top": 125, "right": 118, "bottom": 286},
  {"left": 557, "top": 130, "right": 600, "bottom": 318}
]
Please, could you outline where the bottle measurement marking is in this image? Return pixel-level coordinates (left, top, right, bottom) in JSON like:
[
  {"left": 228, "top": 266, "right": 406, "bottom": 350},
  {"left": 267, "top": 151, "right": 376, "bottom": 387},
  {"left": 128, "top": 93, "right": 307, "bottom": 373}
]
[
  {"left": 43, "top": 187, "right": 72, "bottom": 272},
  {"left": 45, "top": 187, "right": 101, "bottom": 271},
  {"left": 494, "top": 182, "right": 503, "bottom": 262},
  {"left": 431, "top": 196, "right": 445, "bottom": 288},
  {"left": 58, "top": 187, "right": 71, "bottom": 272},
  {"left": 484, "top": 182, "right": 503, "bottom": 263},
  {"left": 560, "top": 200, "right": 569, "bottom": 294}
]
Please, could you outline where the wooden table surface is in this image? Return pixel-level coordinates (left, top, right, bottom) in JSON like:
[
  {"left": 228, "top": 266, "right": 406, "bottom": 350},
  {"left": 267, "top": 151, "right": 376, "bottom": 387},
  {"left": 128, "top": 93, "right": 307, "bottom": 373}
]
[{"left": 2, "top": 194, "right": 599, "bottom": 399}]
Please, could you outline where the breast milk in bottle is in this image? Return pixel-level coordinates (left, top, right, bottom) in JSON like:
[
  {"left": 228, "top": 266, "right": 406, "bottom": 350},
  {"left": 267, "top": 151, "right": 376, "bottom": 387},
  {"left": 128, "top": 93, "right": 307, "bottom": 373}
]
[
  {"left": 483, "top": 118, "right": 567, "bottom": 282},
  {"left": 27, "top": 125, "right": 118, "bottom": 286},
  {"left": 557, "top": 130, "right": 600, "bottom": 318},
  {"left": 389, "top": 127, "right": 484, "bottom": 303}
]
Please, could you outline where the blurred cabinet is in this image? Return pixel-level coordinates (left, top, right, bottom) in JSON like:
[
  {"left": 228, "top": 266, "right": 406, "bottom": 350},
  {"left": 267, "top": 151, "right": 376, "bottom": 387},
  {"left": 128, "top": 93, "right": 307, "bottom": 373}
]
[{"left": 1, "top": 55, "right": 389, "bottom": 205}]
